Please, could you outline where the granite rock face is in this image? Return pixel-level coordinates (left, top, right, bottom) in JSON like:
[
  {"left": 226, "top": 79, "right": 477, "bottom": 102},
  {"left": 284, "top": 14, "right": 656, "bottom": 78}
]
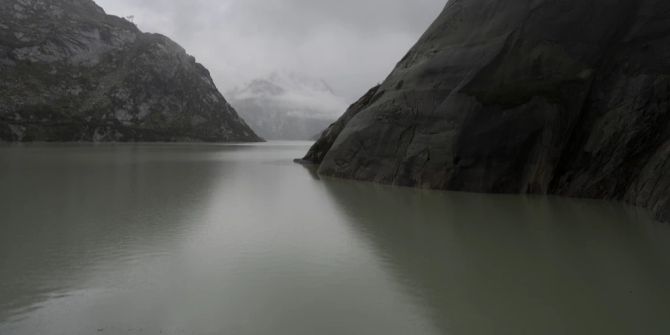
[
  {"left": 301, "top": 0, "right": 670, "bottom": 222},
  {"left": 0, "top": 0, "right": 260, "bottom": 142}
]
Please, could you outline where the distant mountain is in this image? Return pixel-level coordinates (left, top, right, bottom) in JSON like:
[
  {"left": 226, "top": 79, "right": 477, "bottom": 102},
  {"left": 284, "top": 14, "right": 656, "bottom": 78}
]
[
  {"left": 228, "top": 72, "right": 349, "bottom": 140},
  {"left": 0, "top": 0, "right": 260, "bottom": 142}
]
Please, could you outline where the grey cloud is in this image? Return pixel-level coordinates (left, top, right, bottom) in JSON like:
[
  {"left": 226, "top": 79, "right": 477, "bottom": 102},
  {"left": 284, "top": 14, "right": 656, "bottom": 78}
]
[{"left": 95, "top": 0, "right": 446, "bottom": 102}]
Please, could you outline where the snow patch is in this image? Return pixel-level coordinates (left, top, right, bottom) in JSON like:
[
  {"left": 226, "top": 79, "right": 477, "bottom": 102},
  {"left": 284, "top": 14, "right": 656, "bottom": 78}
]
[
  {"left": 114, "top": 109, "right": 132, "bottom": 122},
  {"left": 14, "top": 32, "right": 31, "bottom": 42},
  {"left": 66, "top": 86, "right": 83, "bottom": 96},
  {"left": 138, "top": 103, "right": 151, "bottom": 119},
  {"left": 9, "top": 125, "right": 26, "bottom": 141}
]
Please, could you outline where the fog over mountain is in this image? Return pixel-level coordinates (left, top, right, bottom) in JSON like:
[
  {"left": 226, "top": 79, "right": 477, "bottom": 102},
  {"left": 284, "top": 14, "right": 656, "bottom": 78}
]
[
  {"left": 228, "top": 72, "right": 348, "bottom": 140},
  {"left": 94, "top": 0, "right": 446, "bottom": 103}
]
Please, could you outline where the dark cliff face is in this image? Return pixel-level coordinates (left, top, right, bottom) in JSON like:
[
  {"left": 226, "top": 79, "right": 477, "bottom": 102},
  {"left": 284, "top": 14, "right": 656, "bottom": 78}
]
[
  {"left": 302, "top": 0, "right": 670, "bottom": 222},
  {"left": 0, "top": 0, "right": 261, "bottom": 142}
]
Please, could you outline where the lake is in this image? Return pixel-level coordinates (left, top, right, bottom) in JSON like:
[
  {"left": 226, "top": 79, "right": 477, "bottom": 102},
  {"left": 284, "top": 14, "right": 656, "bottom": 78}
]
[{"left": 1, "top": 142, "right": 669, "bottom": 335}]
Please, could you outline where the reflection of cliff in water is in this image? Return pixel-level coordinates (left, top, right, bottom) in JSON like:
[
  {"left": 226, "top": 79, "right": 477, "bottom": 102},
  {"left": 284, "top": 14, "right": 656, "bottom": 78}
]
[
  {"left": 319, "top": 179, "right": 670, "bottom": 335},
  {"left": 0, "top": 144, "right": 235, "bottom": 322}
]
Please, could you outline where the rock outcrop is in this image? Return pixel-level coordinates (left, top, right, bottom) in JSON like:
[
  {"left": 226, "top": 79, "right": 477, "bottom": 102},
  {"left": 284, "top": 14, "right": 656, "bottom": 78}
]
[
  {"left": 0, "top": 0, "right": 261, "bottom": 142},
  {"left": 300, "top": 0, "right": 670, "bottom": 222}
]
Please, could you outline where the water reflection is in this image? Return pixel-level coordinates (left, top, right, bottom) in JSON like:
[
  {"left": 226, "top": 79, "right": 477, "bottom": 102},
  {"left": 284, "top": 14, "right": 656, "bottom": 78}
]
[
  {"left": 0, "top": 143, "right": 443, "bottom": 335},
  {"left": 0, "top": 144, "right": 232, "bottom": 322},
  {"left": 319, "top": 179, "right": 670, "bottom": 335},
  {"left": 1, "top": 143, "right": 669, "bottom": 335}
]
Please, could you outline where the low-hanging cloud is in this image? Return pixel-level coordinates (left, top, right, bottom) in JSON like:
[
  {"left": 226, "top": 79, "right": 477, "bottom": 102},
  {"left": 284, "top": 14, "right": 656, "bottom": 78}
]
[{"left": 94, "top": 0, "right": 446, "bottom": 103}]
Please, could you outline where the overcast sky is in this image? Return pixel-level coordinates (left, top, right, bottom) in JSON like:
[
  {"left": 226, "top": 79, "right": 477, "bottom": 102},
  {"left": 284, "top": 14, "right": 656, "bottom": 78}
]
[{"left": 95, "top": 0, "right": 446, "bottom": 103}]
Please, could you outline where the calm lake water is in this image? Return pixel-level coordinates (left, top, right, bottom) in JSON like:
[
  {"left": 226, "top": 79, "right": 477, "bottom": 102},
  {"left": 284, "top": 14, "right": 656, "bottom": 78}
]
[{"left": 1, "top": 142, "right": 669, "bottom": 335}]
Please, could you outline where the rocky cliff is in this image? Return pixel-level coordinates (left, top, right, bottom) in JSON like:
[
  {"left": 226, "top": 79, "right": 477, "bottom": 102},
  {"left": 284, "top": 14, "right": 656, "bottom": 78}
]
[
  {"left": 0, "top": 0, "right": 261, "bottom": 142},
  {"left": 300, "top": 0, "right": 670, "bottom": 222}
]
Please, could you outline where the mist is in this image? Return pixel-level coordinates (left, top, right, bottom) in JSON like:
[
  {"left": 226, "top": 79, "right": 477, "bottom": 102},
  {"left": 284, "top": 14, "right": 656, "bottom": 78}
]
[{"left": 94, "top": 0, "right": 446, "bottom": 103}]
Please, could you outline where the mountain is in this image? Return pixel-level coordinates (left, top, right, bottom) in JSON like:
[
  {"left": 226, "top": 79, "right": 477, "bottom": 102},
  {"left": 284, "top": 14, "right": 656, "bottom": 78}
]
[
  {"left": 228, "top": 72, "right": 349, "bottom": 140},
  {"left": 299, "top": 0, "right": 670, "bottom": 222},
  {"left": 0, "top": 0, "right": 260, "bottom": 142}
]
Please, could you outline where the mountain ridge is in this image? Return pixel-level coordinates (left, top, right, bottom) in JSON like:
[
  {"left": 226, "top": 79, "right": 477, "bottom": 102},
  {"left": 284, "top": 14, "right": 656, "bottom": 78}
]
[{"left": 0, "top": 0, "right": 261, "bottom": 142}]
